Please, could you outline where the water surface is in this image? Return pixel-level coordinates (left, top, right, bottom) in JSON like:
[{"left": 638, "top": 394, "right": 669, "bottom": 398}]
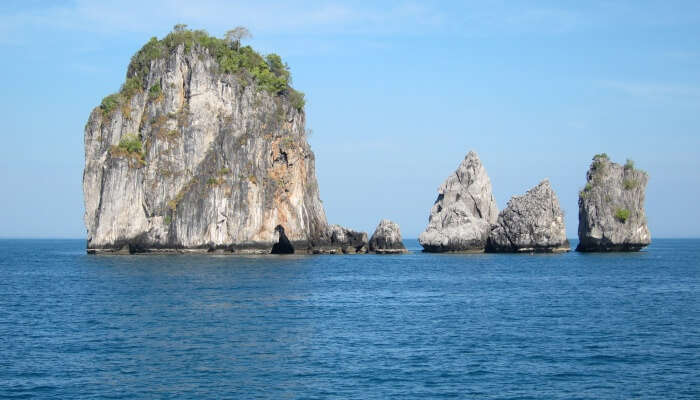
[{"left": 1, "top": 239, "right": 699, "bottom": 399}]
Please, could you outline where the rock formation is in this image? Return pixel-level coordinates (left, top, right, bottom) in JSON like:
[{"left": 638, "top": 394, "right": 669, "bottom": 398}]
[
  {"left": 369, "top": 219, "right": 408, "bottom": 254},
  {"left": 576, "top": 154, "right": 651, "bottom": 252},
  {"left": 323, "top": 225, "right": 369, "bottom": 254},
  {"left": 83, "top": 27, "right": 362, "bottom": 254},
  {"left": 486, "top": 179, "right": 569, "bottom": 253},
  {"left": 418, "top": 151, "right": 499, "bottom": 252}
]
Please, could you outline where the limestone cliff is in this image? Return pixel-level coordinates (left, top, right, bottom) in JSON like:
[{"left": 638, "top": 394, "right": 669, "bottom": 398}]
[
  {"left": 486, "top": 179, "right": 569, "bottom": 253},
  {"left": 418, "top": 151, "right": 499, "bottom": 252},
  {"left": 576, "top": 155, "right": 651, "bottom": 252},
  {"left": 83, "top": 28, "right": 349, "bottom": 254}
]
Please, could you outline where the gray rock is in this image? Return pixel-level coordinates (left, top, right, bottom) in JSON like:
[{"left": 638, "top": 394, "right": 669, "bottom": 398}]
[
  {"left": 418, "top": 151, "right": 499, "bottom": 252},
  {"left": 486, "top": 179, "right": 570, "bottom": 253},
  {"left": 83, "top": 38, "right": 339, "bottom": 254},
  {"left": 320, "top": 225, "right": 368, "bottom": 254},
  {"left": 369, "top": 219, "right": 408, "bottom": 254},
  {"left": 576, "top": 155, "right": 651, "bottom": 252}
]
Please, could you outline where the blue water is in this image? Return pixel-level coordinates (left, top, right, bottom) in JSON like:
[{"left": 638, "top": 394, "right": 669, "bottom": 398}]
[{"left": 1, "top": 239, "right": 699, "bottom": 399}]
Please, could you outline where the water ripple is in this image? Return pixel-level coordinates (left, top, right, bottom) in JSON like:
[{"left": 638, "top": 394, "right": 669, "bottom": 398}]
[{"left": 0, "top": 239, "right": 698, "bottom": 399}]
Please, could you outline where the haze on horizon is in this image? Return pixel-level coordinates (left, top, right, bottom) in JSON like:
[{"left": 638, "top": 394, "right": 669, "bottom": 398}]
[{"left": 1, "top": 0, "right": 699, "bottom": 239}]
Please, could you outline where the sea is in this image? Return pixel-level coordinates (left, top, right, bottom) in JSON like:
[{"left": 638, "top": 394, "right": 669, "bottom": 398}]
[{"left": 1, "top": 238, "right": 698, "bottom": 399}]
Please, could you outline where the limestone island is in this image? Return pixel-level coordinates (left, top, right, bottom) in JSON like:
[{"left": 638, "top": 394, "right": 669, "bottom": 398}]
[
  {"left": 576, "top": 154, "right": 651, "bottom": 252},
  {"left": 82, "top": 25, "right": 400, "bottom": 255},
  {"left": 486, "top": 179, "right": 570, "bottom": 253},
  {"left": 418, "top": 151, "right": 499, "bottom": 252}
]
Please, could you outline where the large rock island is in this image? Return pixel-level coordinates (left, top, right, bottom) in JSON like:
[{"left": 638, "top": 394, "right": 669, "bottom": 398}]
[
  {"left": 576, "top": 154, "right": 651, "bottom": 252},
  {"left": 418, "top": 151, "right": 499, "bottom": 252},
  {"left": 83, "top": 26, "right": 364, "bottom": 254},
  {"left": 486, "top": 179, "right": 569, "bottom": 253}
]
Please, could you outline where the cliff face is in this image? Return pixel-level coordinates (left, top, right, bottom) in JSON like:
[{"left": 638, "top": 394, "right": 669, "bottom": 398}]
[
  {"left": 487, "top": 179, "right": 569, "bottom": 253},
  {"left": 83, "top": 36, "right": 332, "bottom": 253},
  {"left": 576, "top": 155, "right": 651, "bottom": 252},
  {"left": 418, "top": 151, "right": 499, "bottom": 252}
]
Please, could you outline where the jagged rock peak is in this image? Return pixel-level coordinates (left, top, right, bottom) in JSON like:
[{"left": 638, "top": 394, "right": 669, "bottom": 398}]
[
  {"left": 369, "top": 219, "right": 408, "bottom": 254},
  {"left": 486, "top": 179, "right": 570, "bottom": 253},
  {"left": 576, "top": 154, "right": 651, "bottom": 252},
  {"left": 83, "top": 26, "right": 333, "bottom": 254},
  {"left": 418, "top": 151, "right": 499, "bottom": 252}
]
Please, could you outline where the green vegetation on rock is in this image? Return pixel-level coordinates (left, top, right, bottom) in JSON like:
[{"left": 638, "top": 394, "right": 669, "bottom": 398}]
[
  {"left": 149, "top": 83, "right": 162, "bottom": 100},
  {"left": 624, "top": 158, "right": 635, "bottom": 170},
  {"left": 206, "top": 167, "right": 232, "bottom": 187},
  {"left": 623, "top": 178, "right": 638, "bottom": 190},
  {"left": 100, "top": 94, "right": 121, "bottom": 117},
  {"left": 121, "top": 77, "right": 142, "bottom": 99},
  {"left": 592, "top": 153, "right": 609, "bottom": 171},
  {"left": 109, "top": 134, "right": 146, "bottom": 167},
  {"left": 615, "top": 208, "right": 630, "bottom": 223},
  {"left": 289, "top": 89, "right": 306, "bottom": 111},
  {"left": 589, "top": 154, "right": 610, "bottom": 184},
  {"left": 579, "top": 182, "right": 593, "bottom": 198},
  {"left": 118, "top": 134, "right": 144, "bottom": 155},
  {"left": 98, "top": 24, "right": 306, "bottom": 119},
  {"left": 206, "top": 177, "right": 223, "bottom": 186}
]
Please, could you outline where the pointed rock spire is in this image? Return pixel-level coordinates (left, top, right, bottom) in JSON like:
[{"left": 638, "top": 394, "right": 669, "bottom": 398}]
[{"left": 419, "top": 151, "right": 499, "bottom": 252}]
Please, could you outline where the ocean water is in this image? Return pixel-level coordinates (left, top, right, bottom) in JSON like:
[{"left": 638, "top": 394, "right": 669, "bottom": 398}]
[{"left": 1, "top": 239, "right": 699, "bottom": 399}]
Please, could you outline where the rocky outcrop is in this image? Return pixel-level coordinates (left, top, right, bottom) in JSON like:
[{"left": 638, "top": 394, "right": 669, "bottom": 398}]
[
  {"left": 83, "top": 28, "right": 347, "bottom": 254},
  {"left": 369, "top": 219, "right": 408, "bottom": 254},
  {"left": 576, "top": 155, "right": 651, "bottom": 252},
  {"left": 486, "top": 179, "right": 569, "bottom": 253},
  {"left": 418, "top": 151, "right": 499, "bottom": 252},
  {"left": 317, "top": 225, "right": 369, "bottom": 254}
]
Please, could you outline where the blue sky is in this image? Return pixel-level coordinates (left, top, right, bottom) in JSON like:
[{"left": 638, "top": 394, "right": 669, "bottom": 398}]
[{"left": 1, "top": 0, "right": 699, "bottom": 238}]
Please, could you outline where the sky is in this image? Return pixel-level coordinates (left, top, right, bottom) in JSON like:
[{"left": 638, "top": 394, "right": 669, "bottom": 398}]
[{"left": 1, "top": 0, "right": 699, "bottom": 239}]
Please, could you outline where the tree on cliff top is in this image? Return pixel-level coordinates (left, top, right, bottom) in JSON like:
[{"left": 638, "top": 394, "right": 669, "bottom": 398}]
[{"left": 224, "top": 26, "right": 251, "bottom": 51}]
